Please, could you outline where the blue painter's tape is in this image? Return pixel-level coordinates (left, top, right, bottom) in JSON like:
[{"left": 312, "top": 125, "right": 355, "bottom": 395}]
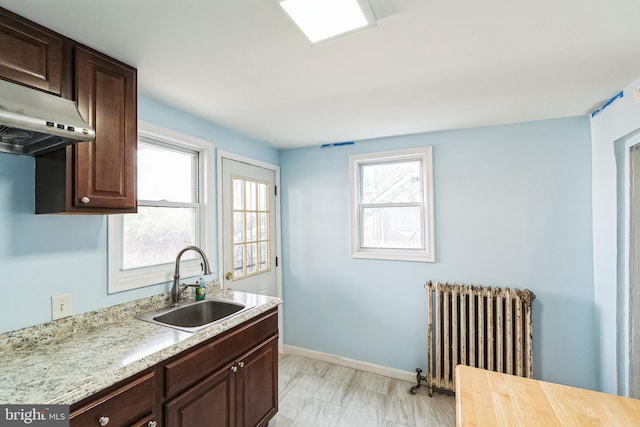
[
  {"left": 320, "top": 141, "right": 355, "bottom": 148},
  {"left": 591, "top": 90, "right": 624, "bottom": 118}
]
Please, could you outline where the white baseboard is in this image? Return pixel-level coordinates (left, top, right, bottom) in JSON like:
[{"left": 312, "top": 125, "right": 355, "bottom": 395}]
[{"left": 282, "top": 345, "right": 417, "bottom": 383}]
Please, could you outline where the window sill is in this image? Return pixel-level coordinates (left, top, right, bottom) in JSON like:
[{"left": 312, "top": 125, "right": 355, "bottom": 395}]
[{"left": 350, "top": 250, "right": 435, "bottom": 263}]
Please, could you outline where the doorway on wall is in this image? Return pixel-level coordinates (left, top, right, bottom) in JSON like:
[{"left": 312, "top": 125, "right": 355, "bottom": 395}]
[
  {"left": 217, "top": 151, "right": 283, "bottom": 352},
  {"left": 628, "top": 139, "right": 640, "bottom": 398},
  {"left": 220, "top": 156, "right": 278, "bottom": 296}
]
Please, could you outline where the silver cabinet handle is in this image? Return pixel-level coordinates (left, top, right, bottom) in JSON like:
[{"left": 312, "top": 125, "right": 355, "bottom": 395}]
[
  {"left": 231, "top": 365, "right": 238, "bottom": 372},
  {"left": 238, "top": 361, "right": 245, "bottom": 368},
  {"left": 80, "top": 197, "right": 90, "bottom": 204},
  {"left": 148, "top": 421, "right": 157, "bottom": 427},
  {"left": 98, "top": 416, "right": 109, "bottom": 426}
]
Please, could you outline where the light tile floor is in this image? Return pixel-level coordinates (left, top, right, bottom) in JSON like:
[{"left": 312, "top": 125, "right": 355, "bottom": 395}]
[{"left": 271, "top": 353, "right": 456, "bottom": 427}]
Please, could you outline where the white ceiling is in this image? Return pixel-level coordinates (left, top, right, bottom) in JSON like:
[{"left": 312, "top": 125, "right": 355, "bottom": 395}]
[{"left": 2, "top": 0, "right": 640, "bottom": 149}]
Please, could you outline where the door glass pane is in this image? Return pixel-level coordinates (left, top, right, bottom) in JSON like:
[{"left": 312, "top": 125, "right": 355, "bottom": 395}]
[
  {"left": 362, "top": 206, "right": 422, "bottom": 249},
  {"left": 234, "top": 244, "right": 244, "bottom": 278},
  {"left": 246, "top": 181, "right": 256, "bottom": 210},
  {"left": 233, "top": 212, "right": 244, "bottom": 244},
  {"left": 138, "top": 142, "right": 196, "bottom": 203},
  {"left": 258, "top": 183, "right": 268, "bottom": 211},
  {"left": 259, "top": 242, "right": 268, "bottom": 271},
  {"left": 246, "top": 212, "right": 257, "bottom": 242},
  {"left": 231, "top": 176, "right": 271, "bottom": 280},
  {"left": 233, "top": 179, "right": 244, "bottom": 210},
  {"left": 247, "top": 243, "right": 257, "bottom": 274},
  {"left": 258, "top": 213, "right": 268, "bottom": 240},
  {"left": 123, "top": 206, "right": 196, "bottom": 269}
]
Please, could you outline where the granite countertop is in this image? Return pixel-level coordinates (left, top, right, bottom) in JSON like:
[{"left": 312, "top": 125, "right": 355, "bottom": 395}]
[{"left": 0, "top": 286, "right": 281, "bottom": 405}]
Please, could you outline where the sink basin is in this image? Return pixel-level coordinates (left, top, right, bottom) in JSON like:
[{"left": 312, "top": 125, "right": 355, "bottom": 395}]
[{"left": 136, "top": 299, "right": 253, "bottom": 332}]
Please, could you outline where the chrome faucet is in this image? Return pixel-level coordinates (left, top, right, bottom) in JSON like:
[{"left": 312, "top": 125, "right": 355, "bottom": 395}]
[{"left": 171, "top": 246, "right": 212, "bottom": 307}]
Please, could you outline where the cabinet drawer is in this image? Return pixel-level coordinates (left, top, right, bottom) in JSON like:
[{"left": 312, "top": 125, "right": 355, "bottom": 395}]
[
  {"left": 70, "top": 371, "right": 155, "bottom": 427},
  {"left": 165, "top": 309, "right": 278, "bottom": 398}
]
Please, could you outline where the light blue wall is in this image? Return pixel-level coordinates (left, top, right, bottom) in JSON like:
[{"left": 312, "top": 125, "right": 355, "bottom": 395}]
[
  {"left": 0, "top": 93, "right": 599, "bottom": 391},
  {"left": 0, "top": 96, "right": 279, "bottom": 334},
  {"left": 591, "top": 75, "right": 640, "bottom": 394},
  {"left": 280, "top": 116, "right": 596, "bottom": 390},
  {"left": 138, "top": 96, "right": 279, "bottom": 165}
]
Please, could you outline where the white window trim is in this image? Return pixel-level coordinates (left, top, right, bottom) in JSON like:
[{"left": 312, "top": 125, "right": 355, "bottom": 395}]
[
  {"left": 349, "top": 146, "right": 435, "bottom": 263},
  {"left": 108, "top": 121, "right": 216, "bottom": 294}
]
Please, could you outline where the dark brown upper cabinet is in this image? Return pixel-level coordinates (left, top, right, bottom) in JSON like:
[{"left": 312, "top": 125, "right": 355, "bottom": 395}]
[
  {"left": 35, "top": 46, "right": 137, "bottom": 213},
  {"left": 72, "top": 46, "right": 137, "bottom": 212},
  {"left": 0, "top": 7, "right": 138, "bottom": 214},
  {"left": 0, "top": 9, "right": 63, "bottom": 95}
]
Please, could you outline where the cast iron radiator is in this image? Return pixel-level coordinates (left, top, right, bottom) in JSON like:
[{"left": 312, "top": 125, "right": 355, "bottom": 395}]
[{"left": 410, "top": 281, "right": 536, "bottom": 396}]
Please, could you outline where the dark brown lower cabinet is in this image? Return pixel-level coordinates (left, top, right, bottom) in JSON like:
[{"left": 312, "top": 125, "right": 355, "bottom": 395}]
[
  {"left": 70, "top": 308, "right": 278, "bottom": 427},
  {"left": 236, "top": 337, "right": 278, "bottom": 427},
  {"left": 165, "top": 362, "right": 235, "bottom": 426},
  {"left": 165, "top": 334, "right": 278, "bottom": 427}
]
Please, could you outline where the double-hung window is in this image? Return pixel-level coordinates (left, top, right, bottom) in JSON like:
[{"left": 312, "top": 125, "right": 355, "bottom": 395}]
[
  {"left": 108, "top": 123, "right": 214, "bottom": 293},
  {"left": 349, "top": 146, "right": 434, "bottom": 262}
]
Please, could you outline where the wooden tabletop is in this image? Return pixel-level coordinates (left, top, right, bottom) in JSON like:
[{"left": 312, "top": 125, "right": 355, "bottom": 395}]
[{"left": 456, "top": 365, "right": 640, "bottom": 426}]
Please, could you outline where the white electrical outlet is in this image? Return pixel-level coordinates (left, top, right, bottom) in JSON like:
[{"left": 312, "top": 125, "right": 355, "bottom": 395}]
[{"left": 51, "top": 293, "right": 72, "bottom": 320}]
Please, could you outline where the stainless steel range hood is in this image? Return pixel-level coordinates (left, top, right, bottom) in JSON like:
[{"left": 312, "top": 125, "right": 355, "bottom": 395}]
[{"left": 0, "top": 79, "right": 95, "bottom": 156}]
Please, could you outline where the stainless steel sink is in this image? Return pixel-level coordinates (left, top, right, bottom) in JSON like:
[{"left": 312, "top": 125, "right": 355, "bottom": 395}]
[{"left": 136, "top": 299, "right": 253, "bottom": 332}]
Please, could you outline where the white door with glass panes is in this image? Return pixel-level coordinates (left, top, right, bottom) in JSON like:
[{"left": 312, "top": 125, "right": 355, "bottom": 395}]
[{"left": 222, "top": 158, "right": 277, "bottom": 296}]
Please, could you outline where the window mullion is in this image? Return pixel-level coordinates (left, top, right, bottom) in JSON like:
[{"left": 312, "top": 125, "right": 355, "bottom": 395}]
[
  {"left": 361, "top": 201, "right": 423, "bottom": 209},
  {"left": 138, "top": 199, "right": 198, "bottom": 208}
]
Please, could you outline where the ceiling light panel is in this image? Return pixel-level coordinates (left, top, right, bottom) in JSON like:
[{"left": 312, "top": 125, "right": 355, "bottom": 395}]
[{"left": 280, "top": 0, "right": 376, "bottom": 44}]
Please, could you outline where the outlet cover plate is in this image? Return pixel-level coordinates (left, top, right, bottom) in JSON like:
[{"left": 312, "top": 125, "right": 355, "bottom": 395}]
[{"left": 52, "top": 293, "right": 72, "bottom": 320}]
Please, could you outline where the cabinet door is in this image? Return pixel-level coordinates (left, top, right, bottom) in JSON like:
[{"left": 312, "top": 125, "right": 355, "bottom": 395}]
[
  {"left": 165, "top": 364, "right": 236, "bottom": 427},
  {"left": 74, "top": 46, "right": 137, "bottom": 211},
  {"left": 236, "top": 337, "right": 278, "bottom": 427},
  {"left": 0, "top": 7, "right": 62, "bottom": 95}
]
